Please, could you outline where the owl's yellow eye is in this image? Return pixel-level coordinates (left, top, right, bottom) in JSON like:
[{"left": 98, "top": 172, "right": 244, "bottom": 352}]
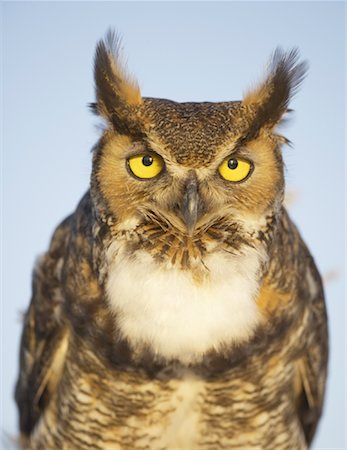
[
  {"left": 127, "top": 152, "right": 164, "bottom": 179},
  {"left": 218, "top": 157, "right": 252, "bottom": 182}
]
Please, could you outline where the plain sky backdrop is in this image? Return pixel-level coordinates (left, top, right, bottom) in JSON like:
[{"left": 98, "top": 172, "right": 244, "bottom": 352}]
[{"left": 2, "top": 2, "right": 345, "bottom": 449}]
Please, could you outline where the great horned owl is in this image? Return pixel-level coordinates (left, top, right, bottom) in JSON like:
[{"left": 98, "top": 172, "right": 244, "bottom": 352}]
[{"left": 15, "top": 31, "right": 328, "bottom": 450}]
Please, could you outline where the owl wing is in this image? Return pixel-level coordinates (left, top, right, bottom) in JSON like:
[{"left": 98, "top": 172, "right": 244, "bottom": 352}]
[
  {"left": 295, "top": 268, "right": 328, "bottom": 445},
  {"left": 15, "top": 216, "right": 71, "bottom": 438}
]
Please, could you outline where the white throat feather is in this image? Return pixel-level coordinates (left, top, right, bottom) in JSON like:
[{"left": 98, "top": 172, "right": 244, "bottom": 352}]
[{"left": 105, "top": 239, "right": 266, "bottom": 364}]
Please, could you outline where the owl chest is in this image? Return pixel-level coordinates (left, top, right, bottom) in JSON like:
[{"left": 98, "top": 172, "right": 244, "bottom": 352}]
[
  {"left": 39, "top": 357, "right": 306, "bottom": 450},
  {"left": 45, "top": 365, "right": 205, "bottom": 449}
]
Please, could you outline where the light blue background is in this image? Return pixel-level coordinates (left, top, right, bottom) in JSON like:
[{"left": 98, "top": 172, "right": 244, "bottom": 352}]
[{"left": 2, "top": 2, "right": 345, "bottom": 449}]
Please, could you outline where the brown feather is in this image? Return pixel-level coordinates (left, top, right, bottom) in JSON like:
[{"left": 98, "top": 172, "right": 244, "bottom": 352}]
[
  {"left": 243, "top": 48, "right": 308, "bottom": 135},
  {"left": 94, "top": 29, "right": 142, "bottom": 129}
]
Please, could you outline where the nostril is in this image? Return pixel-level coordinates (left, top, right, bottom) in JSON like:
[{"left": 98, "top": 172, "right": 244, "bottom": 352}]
[{"left": 173, "top": 202, "right": 181, "bottom": 213}]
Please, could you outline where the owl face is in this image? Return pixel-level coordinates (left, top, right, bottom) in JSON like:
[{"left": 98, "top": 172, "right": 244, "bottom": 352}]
[
  {"left": 89, "top": 32, "right": 307, "bottom": 361},
  {"left": 91, "top": 32, "right": 306, "bottom": 275}
]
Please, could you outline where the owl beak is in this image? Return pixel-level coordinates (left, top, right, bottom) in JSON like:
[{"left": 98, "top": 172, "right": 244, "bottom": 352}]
[{"left": 181, "top": 173, "right": 200, "bottom": 236}]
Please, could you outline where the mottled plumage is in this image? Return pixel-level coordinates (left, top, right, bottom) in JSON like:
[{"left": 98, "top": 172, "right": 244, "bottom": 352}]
[{"left": 16, "top": 31, "right": 328, "bottom": 449}]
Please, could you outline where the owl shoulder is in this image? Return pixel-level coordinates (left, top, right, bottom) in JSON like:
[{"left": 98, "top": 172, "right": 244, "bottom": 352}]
[{"left": 15, "top": 191, "right": 96, "bottom": 438}]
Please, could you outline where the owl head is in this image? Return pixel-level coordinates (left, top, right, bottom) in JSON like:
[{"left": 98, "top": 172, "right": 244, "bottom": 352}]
[{"left": 90, "top": 31, "right": 307, "bottom": 276}]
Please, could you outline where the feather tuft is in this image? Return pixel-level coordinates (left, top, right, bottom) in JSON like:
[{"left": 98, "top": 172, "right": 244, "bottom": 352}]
[
  {"left": 94, "top": 29, "right": 141, "bottom": 122},
  {"left": 243, "top": 48, "right": 308, "bottom": 130}
]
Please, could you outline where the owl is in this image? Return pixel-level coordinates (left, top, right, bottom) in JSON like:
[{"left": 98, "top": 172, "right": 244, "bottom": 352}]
[{"left": 15, "top": 31, "right": 328, "bottom": 450}]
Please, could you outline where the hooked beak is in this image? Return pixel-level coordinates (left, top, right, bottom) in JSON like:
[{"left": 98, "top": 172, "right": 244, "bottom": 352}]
[{"left": 181, "top": 172, "right": 201, "bottom": 236}]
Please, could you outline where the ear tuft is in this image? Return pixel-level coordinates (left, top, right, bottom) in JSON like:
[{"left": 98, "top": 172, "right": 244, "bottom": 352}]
[
  {"left": 243, "top": 48, "right": 308, "bottom": 129},
  {"left": 94, "top": 29, "right": 141, "bottom": 122}
]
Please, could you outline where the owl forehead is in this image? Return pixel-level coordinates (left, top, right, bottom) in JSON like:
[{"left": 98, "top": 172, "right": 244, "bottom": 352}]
[{"left": 138, "top": 98, "right": 252, "bottom": 167}]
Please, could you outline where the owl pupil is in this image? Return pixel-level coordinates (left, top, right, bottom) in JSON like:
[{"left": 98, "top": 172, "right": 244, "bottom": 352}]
[
  {"left": 142, "top": 155, "right": 153, "bottom": 166},
  {"left": 228, "top": 159, "right": 238, "bottom": 170}
]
